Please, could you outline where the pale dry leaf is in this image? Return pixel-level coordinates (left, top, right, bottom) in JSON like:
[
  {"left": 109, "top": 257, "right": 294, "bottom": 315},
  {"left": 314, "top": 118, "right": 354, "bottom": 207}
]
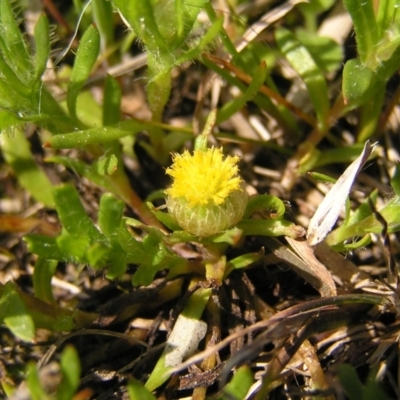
[
  {"left": 285, "top": 237, "right": 337, "bottom": 297},
  {"left": 307, "top": 140, "right": 377, "bottom": 246}
]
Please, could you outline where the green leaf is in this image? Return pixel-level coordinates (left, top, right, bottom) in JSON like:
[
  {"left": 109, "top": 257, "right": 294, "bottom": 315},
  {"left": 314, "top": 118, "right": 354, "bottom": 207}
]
[
  {"left": 33, "top": 13, "right": 50, "bottom": 84},
  {"left": 342, "top": 59, "right": 375, "bottom": 105},
  {"left": 275, "top": 27, "right": 329, "bottom": 129},
  {"left": 216, "top": 61, "right": 268, "bottom": 124},
  {"left": 312, "top": 142, "right": 369, "bottom": 168},
  {"left": 0, "top": 0, "right": 31, "bottom": 84},
  {"left": 26, "top": 363, "right": 48, "bottom": 400},
  {"left": 67, "top": 24, "right": 100, "bottom": 120},
  {"left": 296, "top": 29, "right": 343, "bottom": 73},
  {"left": 128, "top": 379, "right": 157, "bottom": 400},
  {"left": 376, "top": 0, "right": 398, "bottom": 34},
  {"left": 57, "top": 230, "right": 91, "bottom": 260},
  {"left": 98, "top": 193, "right": 125, "bottom": 236},
  {"left": 53, "top": 184, "right": 102, "bottom": 240},
  {"left": 364, "top": 367, "right": 389, "bottom": 400},
  {"left": 237, "top": 219, "right": 304, "bottom": 238},
  {"left": 58, "top": 346, "right": 81, "bottom": 400},
  {"left": 337, "top": 364, "right": 364, "bottom": 400},
  {"left": 92, "top": 0, "right": 114, "bottom": 49},
  {"left": 172, "top": 0, "right": 206, "bottom": 48},
  {"left": 0, "top": 282, "right": 35, "bottom": 342},
  {"left": 97, "top": 193, "right": 129, "bottom": 278},
  {"left": 244, "top": 194, "right": 286, "bottom": 219},
  {"left": 86, "top": 241, "right": 111, "bottom": 268},
  {"left": 174, "top": 16, "right": 223, "bottom": 65},
  {"left": 229, "top": 248, "right": 264, "bottom": 270},
  {"left": 96, "top": 153, "right": 118, "bottom": 176},
  {"left": 147, "top": 202, "right": 182, "bottom": 231},
  {"left": 132, "top": 235, "right": 165, "bottom": 286},
  {"left": 46, "top": 119, "right": 156, "bottom": 149},
  {"left": 327, "top": 195, "right": 400, "bottom": 246},
  {"left": 33, "top": 258, "right": 57, "bottom": 304},
  {"left": 0, "top": 283, "right": 97, "bottom": 332},
  {"left": 103, "top": 75, "right": 121, "bottom": 125},
  {"left": 223, "top": 366, "right": 254, "bottom": 400},
  {"left": 145, "top": 287, "right": 212, "bottom": 391},
  {"left": 391, "top": 164, "right": 400, "bottom": 196},
  {"left": 1, "top": 127, "right": 54, "bottom": 207},
  {"left": 343, "top": 0, "right": 379, "bottom": 66},
  {"left": 25, "top": 234, "right": 70, "bottom": 261},
  {"left": 0, "top": 55, "right": 31, "bottom": 106},
  {"left": 0, "top": 110, "right": 26, "bottom": 130},
  {"left": 113, "top": 0, "right": 167, "bottom": 52}
]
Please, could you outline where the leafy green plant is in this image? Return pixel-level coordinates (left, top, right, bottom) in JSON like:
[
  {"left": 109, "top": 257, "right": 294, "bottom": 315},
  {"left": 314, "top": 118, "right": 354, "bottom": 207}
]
[
  {"left": 1, "top": 0, "right": 400, "bottom": 399},
  {"left": 337, "top": 364, "right": 390, "bottom": 400},
  {"left": 342, "top": 0, "right": 400, "bottom": 141}
]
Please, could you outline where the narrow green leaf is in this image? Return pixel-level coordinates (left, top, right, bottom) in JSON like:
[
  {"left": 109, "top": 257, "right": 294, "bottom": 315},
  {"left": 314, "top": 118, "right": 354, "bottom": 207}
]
[
  {"left": 312, "top": 142, "right": 369, "bottom": 168},
  {"left": 58, "top": 346, "right": 81, "bottom": 400},
  {"left": 337, "top": 364, "right": 364, "bottom": 400},
  {"left": 343, "top": 0, "right": 379, "bottom": 65},
  {"left": 92, "top": 0, "right": 114, "bottom": 49},
  {"left": 176, "top": 0, "right": 207, "bottom": 46},
  {"left": 67, "top": 24, "right": 100, "bottom": 119},
  {"left": 244, "top": 194, "right": 286, "bottom": 219},
  {"left": 217, "top": 61, "right": 268, "bottom": 124},
  {"left": 53, "top": 184, "right": 102, "bottom": 240},
  {"left": 145, "top": 287, "right": 212, "bottom": 391},
  {"left": 275, "top": 28, "right": 329, "bottom": 129},
  {"left": 1, "top": 127, "right": 54, "bottom": 207},
  {"left": 46, "top": 119, "right": 156, "bottom": 149},
  {"left": 0, "top": 110, "right": 25, "bottom": 130},
  {"left": 364, "top": 367, "right": 389, "bottom": 400},
  {"left": 229, "top": 249, "right": 265, "bottom": 270},
  {"left": 113, "top": 0, "right": 167, "bottom": 52},
  {"left": 24, "top": 234, "right": 71, "bottom": 261},
  {"left": 0, "top": 282, "right": 35, "bottom": 342},
  {"left": 26, "top": 363, "right": 48, "bottom": 400},
  {"left": 296, "top": 29, "right": 343, "bottom": 73},
  {"left": 0, "top": 54, "right": 31, "bottom": 99},
  {"left": 0, "top": 0, "right": 31, "bottom": 84},
  {"left": 98, "top": 193, "right": 125, "bottom": 236},
  {"left": 357, "top": 89, "right": 385, "bottom": 141},
  {"left": 223, "top": 366, "right": 254, "bottom": 400},
  {"left": 237, "top": 219, "right": 304, "bottom": 238},
  {"left": 147, "top": 202, "right": 182, "bottom": 231},
  {"left": 33, "top": 13, "right": 50, "bottom": 84},
  {"left": 391, "top": 164, "right": 400, "bottom": 196},
  {"left": 103, "top": 75, "right": 121, "bottom": 125},
  {"left": 0, "top": 283, "right": 96, "bottom": 332},
  {"left": 175, "top": 0, "right": 185, "bottom": 42},
  {"left": 33, "top": 258, "right": 57, "bottom": 304},
  {"left": 174, "top": 17, "right": 223, "bottom": 65},
  {"left": 128, "top": 379, "right": 157, "bottom": 400},
  {"left": 376, "top": 0, "right": 397, "bottom": 36}
]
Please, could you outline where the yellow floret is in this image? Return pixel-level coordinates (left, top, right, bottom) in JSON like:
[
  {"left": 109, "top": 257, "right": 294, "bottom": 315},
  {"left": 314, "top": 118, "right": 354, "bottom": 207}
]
[{"left": 165, "top": 147, "right": 242, "bottom": 206}]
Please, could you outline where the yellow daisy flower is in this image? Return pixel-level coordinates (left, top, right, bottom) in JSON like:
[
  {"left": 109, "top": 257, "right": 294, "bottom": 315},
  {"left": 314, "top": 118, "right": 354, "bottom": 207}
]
[{"left": 165, "top": 147, "right": 248, "bottom": 237}]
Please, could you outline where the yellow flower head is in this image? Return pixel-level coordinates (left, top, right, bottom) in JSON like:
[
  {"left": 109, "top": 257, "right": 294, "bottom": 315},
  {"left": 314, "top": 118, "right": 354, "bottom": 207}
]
[
  {"left": 165, "top": 147, "right": 242, "bottom": 206},
  {"left": 165, "top": 147, "right": 248, "bottom": 237}
]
